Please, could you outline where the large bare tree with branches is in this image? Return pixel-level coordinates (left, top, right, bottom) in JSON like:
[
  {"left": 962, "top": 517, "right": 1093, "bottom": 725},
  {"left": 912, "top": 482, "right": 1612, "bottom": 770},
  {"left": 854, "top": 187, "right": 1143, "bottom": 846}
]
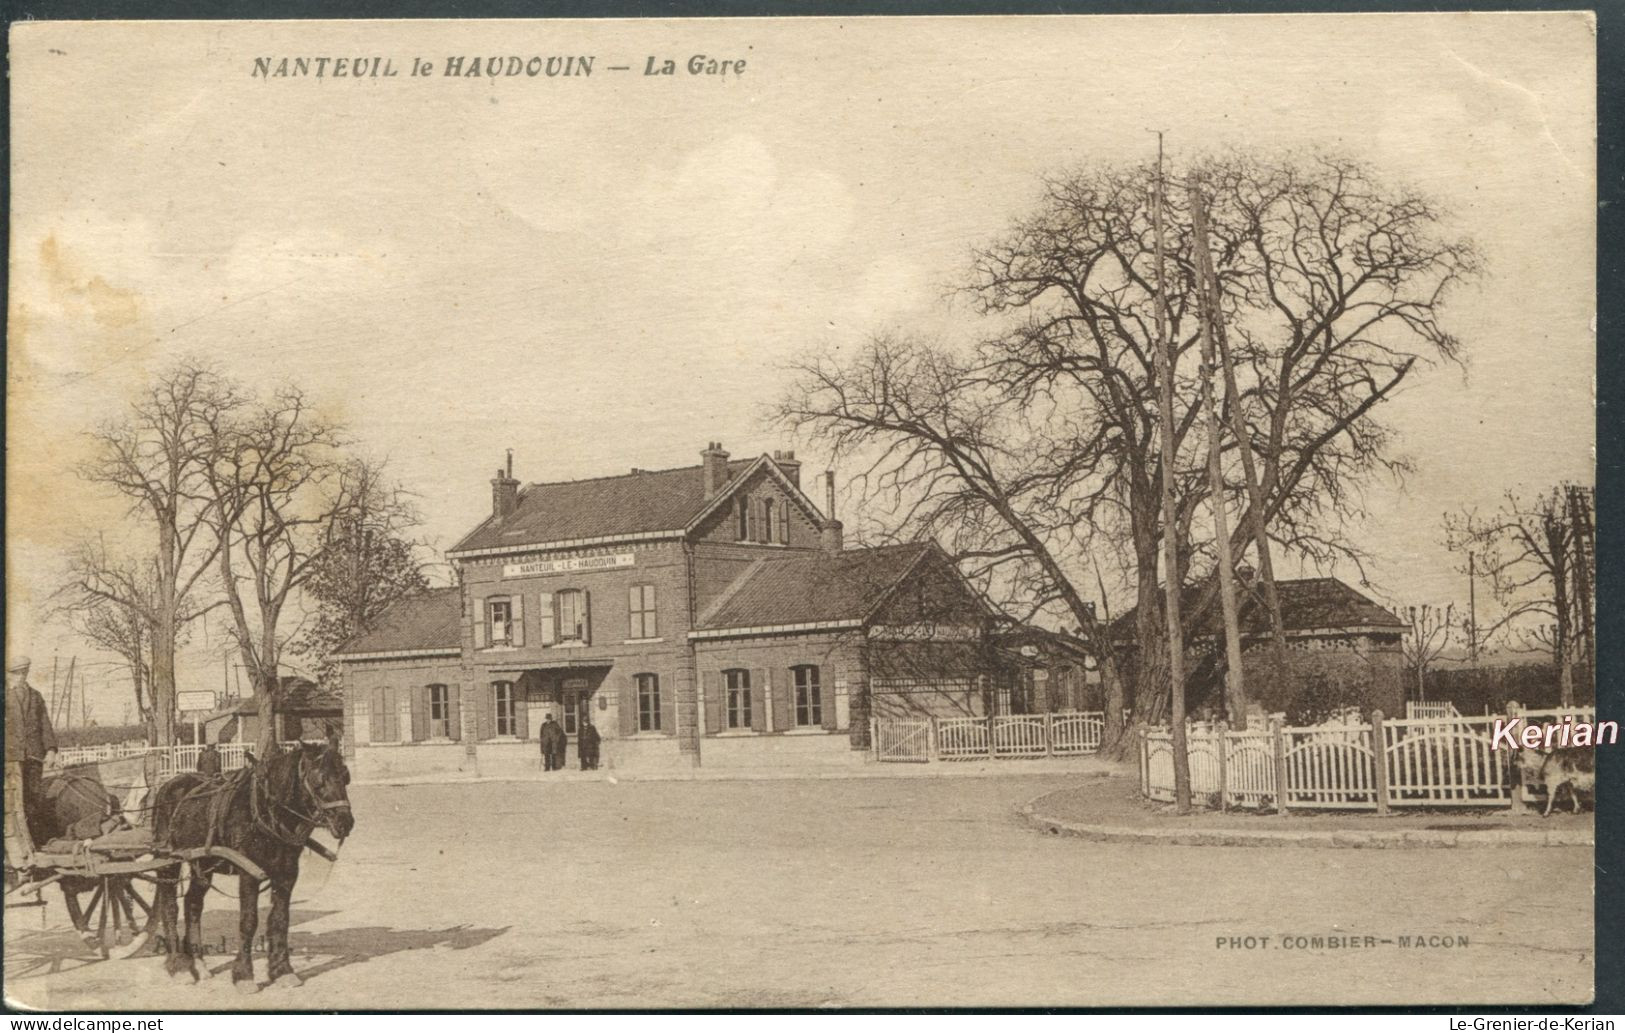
[
  {"left": 780, "top": 150, "right": 1478, "bottom": 751},
  {"left": 64, "top": 364, "right": 238, "bottom": 745},
  {"left": 202, "top": 387, "right": 363, "bottom": 754}
]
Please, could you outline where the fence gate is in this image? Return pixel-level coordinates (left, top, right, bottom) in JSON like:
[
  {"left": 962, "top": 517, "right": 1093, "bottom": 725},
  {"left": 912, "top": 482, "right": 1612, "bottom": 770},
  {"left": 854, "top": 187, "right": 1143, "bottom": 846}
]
[{"left": 873, "top": 718, "right": 933, "bottom": 763}]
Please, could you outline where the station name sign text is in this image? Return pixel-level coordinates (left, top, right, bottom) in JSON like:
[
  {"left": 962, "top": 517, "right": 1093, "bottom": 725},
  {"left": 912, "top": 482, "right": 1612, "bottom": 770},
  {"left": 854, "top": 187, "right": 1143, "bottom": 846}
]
[{"left": 503, "top": 552, "right": 635, "bottom": 579}]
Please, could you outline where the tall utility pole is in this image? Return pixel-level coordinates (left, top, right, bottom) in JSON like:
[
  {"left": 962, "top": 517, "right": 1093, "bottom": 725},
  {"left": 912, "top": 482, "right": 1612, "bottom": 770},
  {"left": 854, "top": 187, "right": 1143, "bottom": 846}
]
[
  {"left": 1188, "top": 174, "right": 1248, "bottom": 729},
  {"left": 1149, "top": 133, "right": 1191, "bottom": 813}
]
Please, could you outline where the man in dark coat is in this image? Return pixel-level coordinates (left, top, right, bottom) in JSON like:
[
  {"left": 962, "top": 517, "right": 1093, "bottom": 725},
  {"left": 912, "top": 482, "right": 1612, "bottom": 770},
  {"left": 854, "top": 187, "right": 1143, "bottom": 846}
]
[
  {"left": 5, "top": 656, "right": 58, "bottom": 852},
  {"left": 539, "top": 714, "right": 566, "bottom": 772},
  {"left": 578, "top": 717, "right": 601, "bottom": 771},
  {"left": 196, "top": 742, "right": 222, "bottom": 778}
]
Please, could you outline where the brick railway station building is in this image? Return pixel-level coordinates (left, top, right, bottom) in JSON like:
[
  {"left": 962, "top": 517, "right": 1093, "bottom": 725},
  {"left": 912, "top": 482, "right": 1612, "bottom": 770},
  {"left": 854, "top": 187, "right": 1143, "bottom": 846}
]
[{"left": 336, "top": 445, "right": 1041, "bottom": 779}]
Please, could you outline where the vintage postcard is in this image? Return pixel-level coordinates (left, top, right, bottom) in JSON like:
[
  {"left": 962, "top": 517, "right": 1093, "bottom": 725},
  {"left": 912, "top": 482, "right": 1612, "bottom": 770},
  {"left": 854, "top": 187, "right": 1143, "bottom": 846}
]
[{"left": 4, "top": 13, "right": 1599, "bottom": 1011}]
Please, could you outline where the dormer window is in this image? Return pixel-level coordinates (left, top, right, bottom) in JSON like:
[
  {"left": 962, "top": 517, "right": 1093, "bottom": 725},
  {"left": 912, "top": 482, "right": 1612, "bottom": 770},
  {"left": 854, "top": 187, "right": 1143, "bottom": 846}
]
[
  {"left": 761, "top": 498, "right": 776, "bottom": 543},
  {"left": 737, "top": 496, "right": 752, "bottom": 541}
]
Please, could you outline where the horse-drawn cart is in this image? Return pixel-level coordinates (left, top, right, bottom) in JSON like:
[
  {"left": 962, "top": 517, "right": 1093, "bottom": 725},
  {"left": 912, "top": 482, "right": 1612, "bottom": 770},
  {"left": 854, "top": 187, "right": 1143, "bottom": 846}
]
[{"left": 3, "top": 753, "right": 265, "bottom": 962}]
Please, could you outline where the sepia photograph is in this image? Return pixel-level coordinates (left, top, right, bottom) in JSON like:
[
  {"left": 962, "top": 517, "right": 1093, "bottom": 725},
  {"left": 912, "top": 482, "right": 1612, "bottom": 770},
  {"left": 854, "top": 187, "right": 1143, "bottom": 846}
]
[{"left": 3, "top": 11, "right": 1603, "bottom": 1012}]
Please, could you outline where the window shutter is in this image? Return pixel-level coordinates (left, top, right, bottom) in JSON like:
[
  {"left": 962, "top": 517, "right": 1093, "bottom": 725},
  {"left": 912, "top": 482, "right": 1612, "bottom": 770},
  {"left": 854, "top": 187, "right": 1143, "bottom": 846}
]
[
  {"left": 383, "top": 686, "right": 399, "bottom": 742},
  {"left": 411, "top": 686, "right": 430, "bottom": 741},
  {"left": 582, "top": 590, "right": 592, "bottom": 645},
  {"left": 702, "top": 670, "right": 722, "bottom": 734},
  {"left": 627, "top": 585, "right": 639, "bottom": 638},
  {"left": 659, "top": 677, "right": 676, "bottom": 736},
  {"left": 821, "top": 668, "right": 838, "bottom": 730},
  {"left": 514, "top": 687, "right": 530, "bottom": 739},
  {"left": 447, "top": 684, "right": 463, "bottom": 741},
  {"left": 779, "top": 500, "right": 790, "bottom": 544},
  {"left": 750, "top": 669, "right": 767, "bottom": 731},
  {"left": 619, "top": 677, "right": 638, "bottom": 737},
  {"left": 773, "top": 669, "right": 792, "bottom": 731},
  {"left": 511, "top": 594, "right": 526, "bottom": 647},
  {"left": 539, "top": 592, "right": 556, "bottom": 645},
  {"left": 746, "top": 499, "right": 755, "bottom": 542},
  {"left": 474, "top": 603, "right": 488, "bottom": 649},
  {"left": 479, "top": 684, "right": 494, "bottom": 741},
  {"left": 371, "top": 687, "right": 387, "bottom": 742}
]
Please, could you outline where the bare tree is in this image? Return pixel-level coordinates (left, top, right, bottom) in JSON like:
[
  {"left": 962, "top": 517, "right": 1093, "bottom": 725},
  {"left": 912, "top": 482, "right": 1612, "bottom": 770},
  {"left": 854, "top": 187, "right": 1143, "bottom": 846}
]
[
  {"left": 70, "top": 363, "right": 238, "bottom": 745},
  {"left": 1446, "top": 486, "right": 1592, "bottom": 706},
  {"left": 783, "top": 150, "right": 1478, "bottom": 754},
  {"left": 1401, "top": 603, "right": 1456, "bottom": 703},
  {"left": 775, "top": 334, "right": 1133, "bottom": 743},
  {"left": 203, "top": 386, "right": 359, "bottom": 754},
  {"left": 972, "top": 151, "right": 1476, "bottom": 736}
]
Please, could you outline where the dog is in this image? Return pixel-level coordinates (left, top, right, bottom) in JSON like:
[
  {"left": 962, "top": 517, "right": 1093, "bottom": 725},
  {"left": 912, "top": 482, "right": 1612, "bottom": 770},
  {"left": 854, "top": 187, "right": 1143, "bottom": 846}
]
[{"left": 1518, "top": 746, "right": 1595, "bottom": 816}]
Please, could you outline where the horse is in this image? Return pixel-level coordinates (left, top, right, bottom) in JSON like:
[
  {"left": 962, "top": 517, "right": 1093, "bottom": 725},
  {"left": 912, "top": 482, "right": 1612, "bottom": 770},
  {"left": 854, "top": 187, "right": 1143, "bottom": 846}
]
[{"left": 151, "top": 737, "right": 354, "bottom": 991}]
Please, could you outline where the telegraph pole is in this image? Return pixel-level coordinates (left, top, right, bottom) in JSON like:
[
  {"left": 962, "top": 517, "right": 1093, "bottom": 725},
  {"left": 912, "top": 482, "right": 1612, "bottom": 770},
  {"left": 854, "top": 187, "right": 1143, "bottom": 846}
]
[{"left": 1149, "top": 132, "right": 1191, "bottom": 813}]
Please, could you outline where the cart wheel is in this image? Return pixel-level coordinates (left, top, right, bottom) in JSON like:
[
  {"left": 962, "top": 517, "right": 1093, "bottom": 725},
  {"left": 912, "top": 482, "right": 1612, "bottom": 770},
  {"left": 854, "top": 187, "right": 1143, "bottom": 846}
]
[{"left": 79, "top": 874, "right": 160, "bottom": 960}]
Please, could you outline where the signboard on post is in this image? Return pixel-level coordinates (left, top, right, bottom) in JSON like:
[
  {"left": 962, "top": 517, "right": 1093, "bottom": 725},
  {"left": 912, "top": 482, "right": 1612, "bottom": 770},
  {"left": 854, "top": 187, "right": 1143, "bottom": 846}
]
[
  {"left": 177, "top": 690, "right": 219, "bottom": 748},
  {"left": 177, "top": 690, "right": 218, "bottom": 713}
]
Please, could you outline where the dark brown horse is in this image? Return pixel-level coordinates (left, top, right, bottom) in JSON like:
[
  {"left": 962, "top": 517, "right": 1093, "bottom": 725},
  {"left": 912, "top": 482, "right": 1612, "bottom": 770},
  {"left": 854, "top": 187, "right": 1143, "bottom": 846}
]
[{"left": 151, "top": 738, "right": 354, "bottom": 991}]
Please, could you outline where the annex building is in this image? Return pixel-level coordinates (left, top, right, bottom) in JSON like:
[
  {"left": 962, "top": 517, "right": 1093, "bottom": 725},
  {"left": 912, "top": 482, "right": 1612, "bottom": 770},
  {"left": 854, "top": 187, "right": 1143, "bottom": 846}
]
[{"left": 335, "top": 444, "right": 1019, "bottom": 779}]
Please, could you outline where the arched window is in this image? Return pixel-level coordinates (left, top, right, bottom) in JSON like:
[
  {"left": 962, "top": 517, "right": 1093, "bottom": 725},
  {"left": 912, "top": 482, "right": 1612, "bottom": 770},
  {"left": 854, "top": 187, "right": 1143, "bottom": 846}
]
[
  {"left": 762, "top": 498, "right": 776, "bottom": 543},
  {"left": 636, "top": 673, "right": 661, "bottom": 732},
  {"left": 737, "top": 496, "right": 751, "bottom": 541},
  {"left": 724, "top": 668, "right": 752, "bottom": 729},
  {"left": 792, "top": 665, "right": 822, "bottom": 726}
]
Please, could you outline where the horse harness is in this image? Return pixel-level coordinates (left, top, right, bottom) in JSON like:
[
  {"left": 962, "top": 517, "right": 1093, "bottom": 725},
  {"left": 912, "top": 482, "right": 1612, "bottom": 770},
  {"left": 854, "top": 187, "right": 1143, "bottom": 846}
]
[
  {"left": 248, "top": 752, "right": 348, "bottom": 861},
  {"left": 164, "top": 753, "right": 347, "bottom": 864}
]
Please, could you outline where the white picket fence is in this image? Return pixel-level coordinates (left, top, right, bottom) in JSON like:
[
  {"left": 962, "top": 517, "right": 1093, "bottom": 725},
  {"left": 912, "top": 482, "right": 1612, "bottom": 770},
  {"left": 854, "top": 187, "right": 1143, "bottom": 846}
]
[
  {"left": 1141, "top": 706, "right": 1597, "bottom": 812},
  {"left": 873, "top": 712, "right": 1104, "bottom": 762},
  {"left": 1405, "top": 701, "right": 1461, "bottom": 720},
  {"left": 56, "top": 740, "right": 311, "bottom": 778}
]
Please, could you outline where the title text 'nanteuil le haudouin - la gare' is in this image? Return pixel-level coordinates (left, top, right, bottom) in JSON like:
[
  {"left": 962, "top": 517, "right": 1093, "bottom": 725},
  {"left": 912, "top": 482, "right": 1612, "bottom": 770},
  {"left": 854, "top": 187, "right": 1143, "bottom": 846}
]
[{"left": 250, "top": 54, "right": 748, "bottom": 79}]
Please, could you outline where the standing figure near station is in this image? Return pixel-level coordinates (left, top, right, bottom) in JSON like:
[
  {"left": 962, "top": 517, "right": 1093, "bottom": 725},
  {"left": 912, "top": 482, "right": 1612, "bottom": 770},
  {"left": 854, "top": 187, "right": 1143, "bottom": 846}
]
[
  {"left": 578, "top": 716, "right": 601, "bottom": 771},
  {"left": 539, "top": 713, "right": 567, "bottom": 772},
  {"left": 4, "top": 656, "right": 59, "bottom": 854}
]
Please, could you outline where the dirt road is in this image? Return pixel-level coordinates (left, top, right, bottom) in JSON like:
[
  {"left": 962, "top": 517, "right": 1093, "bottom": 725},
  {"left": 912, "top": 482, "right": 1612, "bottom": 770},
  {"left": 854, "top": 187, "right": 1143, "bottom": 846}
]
[{"left": 4, "top": 776, "right": 1594, "bottom": 1009}]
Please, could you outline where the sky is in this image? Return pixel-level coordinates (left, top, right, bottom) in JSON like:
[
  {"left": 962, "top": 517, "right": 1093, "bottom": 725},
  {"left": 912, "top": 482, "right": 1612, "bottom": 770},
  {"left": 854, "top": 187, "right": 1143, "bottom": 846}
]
[{"left": 7, "top": 14, "right": 1596, "bottom": 723}]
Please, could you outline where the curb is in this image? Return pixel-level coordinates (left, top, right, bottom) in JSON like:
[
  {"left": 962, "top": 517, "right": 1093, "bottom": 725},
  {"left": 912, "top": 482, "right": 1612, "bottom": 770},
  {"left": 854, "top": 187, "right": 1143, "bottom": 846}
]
[
  {"left": 1018, "top": 797, "right": 1595, "bottom": 850},
  {"left": 354, "top": 760, "right": 1118, "bottom": 789}
]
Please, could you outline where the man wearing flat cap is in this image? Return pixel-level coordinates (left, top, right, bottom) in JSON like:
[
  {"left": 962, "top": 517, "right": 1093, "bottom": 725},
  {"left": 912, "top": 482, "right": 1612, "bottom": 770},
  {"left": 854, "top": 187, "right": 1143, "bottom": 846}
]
[{"left": 5, "top": 656, "right": 58, "bottom": 854}]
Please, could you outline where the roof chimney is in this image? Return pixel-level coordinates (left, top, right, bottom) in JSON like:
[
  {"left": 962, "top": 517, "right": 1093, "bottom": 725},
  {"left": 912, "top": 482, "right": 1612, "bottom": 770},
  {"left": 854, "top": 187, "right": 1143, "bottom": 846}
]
[
  {"left": 821, "top": 470, "right": 843, "bottom": 554},
  {"left": 821, "top": 519, "right": 844, "bottom": 556},
  {"left": 491, "top": 453, "right": 520, "bottom": 522},
  {"left": 772, "top": 449, "right": 802, "bottom": 489},
  {"left": 701, "top": 442, "right": 731, "bottom": 498}
]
